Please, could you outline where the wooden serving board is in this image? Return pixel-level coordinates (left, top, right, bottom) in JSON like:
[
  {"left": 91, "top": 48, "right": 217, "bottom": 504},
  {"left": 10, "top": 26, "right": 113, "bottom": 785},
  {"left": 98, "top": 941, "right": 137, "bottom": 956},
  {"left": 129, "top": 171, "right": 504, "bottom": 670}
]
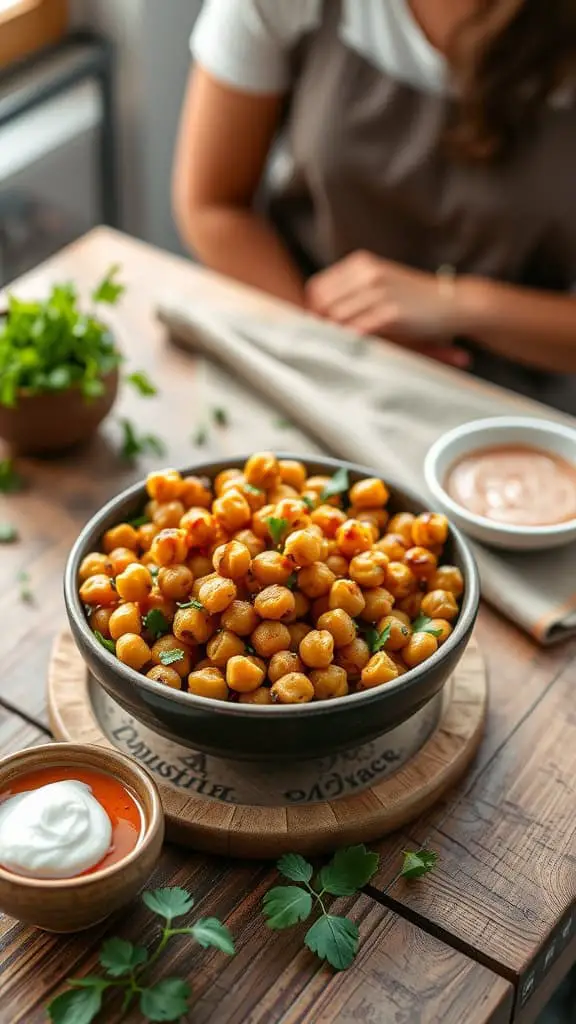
[{"left": 48, "top": 631, "right": 487, "bottom": 859}]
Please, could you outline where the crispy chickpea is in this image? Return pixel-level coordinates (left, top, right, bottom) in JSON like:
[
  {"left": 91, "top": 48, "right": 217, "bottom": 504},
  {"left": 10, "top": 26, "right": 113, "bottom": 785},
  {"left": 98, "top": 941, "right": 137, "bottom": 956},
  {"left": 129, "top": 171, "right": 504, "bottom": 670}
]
[
  {"left": 374, "top": 534, "right": 407, "bottom": 561},
  {"left": 207, "top": 629, "right": 246, "bottom": 666},
  {"left": 115, "top": 563, "right": 153, "bottom": 603},
  {"left": 389, "top": 653, "right": 408, "bottom": 676},
  {"left": 79, "top": 574, "right": 118, "bottom": 607},
  {"left": 89, "top": 607, "right": 113, "bottom": 637},
  {"left": 145, "top": 500, "right": 159, "bottom": 520},
  {"left": 298, "top": 562, "right": 336, "bottom": 599},
  {"left": 293, "top": 591, "right": 311, "bottom": 620},
  {"left": 377, "top": 615, "right": 411, "bottom": 651},
  {"left": 385, "top": 562, "right": 417, "bottom": 599},
  {"left": 213, "top": 489, "right": 253, "bottom": 532},
  {"left": 150, "top": 636, "right": 193, "bottom": 678},
  {"left": 214, "top": 467, "right": 243, "bottom": 496},
  {"left": 138, "top": 523, "right": 159, "bottom": 551},
  {"left": 232, "top": 528, "right": 266, "bottom": 558},
  {"left": 349, "top": 477, "right": 389, "bottom": 509},
  {"left": 403, "top": 546, "right": 438, "bottom": 581},
  {"left": 188, "top": 667, "right": 229, "bottom": 700},
  {"left": 108, "top": 547, "right": 140, "bottom": 575},
  {"left": 353, "top": 508, "right": 389, "bottom": 533},
  {"left": 335, "top": 637, "right": 371, "bottom": 677},
  {"left": 299, "top": 629, "right": 334, "bottom": 669},
  {"left": 212, "top": 540, "right": 251, "bottom": 580},
  {"left": 102, "top": 523, "right": 139, "bottom": 554},
  {"left": 392, "top": 609, "right": 411, "bottom": 627},
  {"left": 147, "top": 664, "right": 182, "bottom": 689},
  {"left": 317, "top": 608, "right": 357, "bottom": 647},
  {"left": 429, "top": 565, "right": 464, "bottom": 598},
  {"left": 335, "top": 519, "right": 373, "bottom": 557},
  {"left": 251, "top": 504, "right": 276, "bottom": 539},
  {"left": 283, "top": 529, "right": 323, "bottom": 567},
  {"left": 271, "top": 673, "right": 314, "bottom": 704},
  {"left": 287, "top": 622, "right": 312, "bottom": 652},
  {"left": 420, "top": 589, "right": 459, "bottom": 621},
  {"left": 173, "top": 606, "right": 214, "bottom": 644},
  {"left": 153, "top": 501, "right": 185, "bottom": 531},
  {"left": 226, "top": 655, "right": 265, "bottom": 692},
  {"left": 180, "top": 475, "right": 212, "bottom": 508},
  {"left": 157, "top": 565, "right": 194, "bottom": 601},
  {"left": 194, "top": 658, "right": 220, "bottom": 671},
  {"left": 221, "top": 474, "right": 267, "bottom": 512},
  {"left": 116, "top": 633, "right": 151, "bottom": 671},
  {"left": 188, "top": 552, "right": 213, "bottom": 579},
  {"left": 428, "top": 619, "right": 453, "bottom": 645},
  {"left": 268, "top": 651, "right": 303, "bottom": 683},
  {"left": 278, "top": 459, "right": 307, "bottom": 491},
  {"left": 251, "top": 550, "right": 293, "bottom": 585},
  {"left": 180, "top": 508, "right": 215, "bottom": 549},
  {"left": 274, "top": 498, "right": 311, "bottom": 531},
  {"left": 150, "top": 528, "right": 189, "bottom": 567},
  {"left": 310, "top": 665, "right": 349, "bottom": 700},
  {"left": 358, "top": 652, "right": 399, "bottom": 689},
  {"left": 221, "top": 600, "right": 259, "bottom": 636},
  {"left": 411, "top": 512, "right": 449, "bottom": 548},
  {"left": 109, "top": 602, "right": 142, "bottom": 639},
  {"left": 310, "top": 504, "right": 347, "bottom": 539},
  {"left": 325, "top": 553, "right": 349, "bottom": 578},
  {"left": 251, "top": 621, "right": 291, "bottom": 658},
  {"left": 198, "top": 575, "right": 237, "bottom": 614},
  {"left": 268, "top": 483, "right": 300, "bottom": 503},
  {"left": 244, "top": 451, "right": 280, "bottom": 489},
  {"left": 79, "top": 552, "right": 113, "bottom": 582},
  {"left": 254, "top": 584, "right": 296, "bottom": 621},
  {"left": 141, "top": 552, "right": 157, "bottom": 568},
  {"left": 305, "top": 475, "right": 334, "bottom": 500},
  {"left": 403, "top": 632, "right": 439, "bottom": 668},
  {"left": 348, "top": 550, "right": 389, "bottom": 588},
  {"left": 145, "top": 591, "right": 176, "bottom": 624},
  {"left": 387, "top": 513, "right": 416, "bottom": 546},
  {"left": 329, "top": 578, "right": 365, "bottom": 617},
  {"left": 359, "top": 587, "right": 395, "bottom": 623},
  {"left": 311, "top": 595, "right": 331, "bottom": 620},
  {"left": 239, "top": 687, "right": 273, "bottom": 705},
  {"left": 396, "top": 592, "right": 423, "bottom": 619},
  {"left": 146, "top": 469, "right": 183, "bottom": 503},
  {"left": 300, "top": 489, "right": 320, "bottom": 510}
]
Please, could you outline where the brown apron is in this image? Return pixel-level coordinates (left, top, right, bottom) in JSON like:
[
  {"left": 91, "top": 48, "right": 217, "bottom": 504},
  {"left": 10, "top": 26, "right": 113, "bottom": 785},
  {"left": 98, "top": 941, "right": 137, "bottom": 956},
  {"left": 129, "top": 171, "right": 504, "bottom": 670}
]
[{"left": 264, "top": 1, "right": 576, "bottom": 412}]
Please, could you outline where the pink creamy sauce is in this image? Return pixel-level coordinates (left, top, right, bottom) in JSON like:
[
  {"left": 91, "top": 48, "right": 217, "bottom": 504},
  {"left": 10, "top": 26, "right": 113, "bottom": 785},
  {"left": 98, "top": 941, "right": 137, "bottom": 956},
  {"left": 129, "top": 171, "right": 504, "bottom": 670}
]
[{"left": 446, "top": 445, "right": 576, "bottom": 527}]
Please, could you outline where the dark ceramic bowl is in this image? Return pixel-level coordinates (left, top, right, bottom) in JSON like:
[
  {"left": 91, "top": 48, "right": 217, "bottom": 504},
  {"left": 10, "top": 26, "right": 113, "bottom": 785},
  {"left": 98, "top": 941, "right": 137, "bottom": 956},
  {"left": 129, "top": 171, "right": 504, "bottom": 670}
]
[{"left": 65, "top": 454, "right": 480, "bottom": 762}]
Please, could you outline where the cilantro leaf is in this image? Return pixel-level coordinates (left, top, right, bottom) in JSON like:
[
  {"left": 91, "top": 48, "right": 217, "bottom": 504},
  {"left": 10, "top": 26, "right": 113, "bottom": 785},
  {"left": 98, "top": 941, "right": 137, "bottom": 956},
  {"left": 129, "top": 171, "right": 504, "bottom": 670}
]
[
  {"left": 411, "top": 615, "right": 442, "bottom": 638},
  {"left": 320, "top": 467, "right": 349, "bottom": 503},
  {"left": 363, "top": 621, "right": 392, "bottom": 654},
  {"left": 266, "top": 516, "right": 289, "bottom": 548},
  {"left": 176, "top": 598, "right": 204, "bottom": 611},
  {"left": 99, "top": 937, "right": 148, "bottom": 977},
  {"left": 142, "top": 887, "right": 194, "bottom": 922},
  {"left": 318, "top": 844, "right": 379, "bottom": 896},
  {"left": 18, "top": 570, "right": 33, "bottom": 604},
  {"left": 212, "top": 407, "right": 229, "bottom": 427},
  {"left": 192, "top": 426, "right": 208, "bottom": 447},
  {"left": 191, "top": 918, "right": 235, "bottom": 955},
  {"left": 400, "top": 849, "right": 438, "bottom": 879},
  {"left": 144, "top": 608, "right": 171, "bottom": 639},
  {"left": 262, "top": 886, "right": 313, "bottom": 930},
  {"left": 301, "top": 495, "right": 315, "bottom": 511},
  {"left": 119, "top": 418, "right": 166, "bottom": 462},
  {"left": 274, "top": 416, "right": 292, "bottom": 429},
  {"left": 125, "top": 370, "right": 158, "bottom": 397},
  {"left": 128, "top": 515, "right": 148, "bottom": 528},
  {"left": 92, "top": 264, "right": 125, "bottom": 305},
  {"left": 47, "top": 983, "right": 107, "bottom": 1024},
  {"left": 244, "top": 483, "right": 263, "bottom": 496},
  {"left": 0, "top": 459, "right": 23, "bottom": 493},
  {"left": 158, "top": 648, "right": 185, "bottom": 667},
  {"left": 140, "top": 978, "right": 191, "bottom": 1022},
  {"left": 285, "top": 572, "right": 298, "bottom": 590},
  {"left": 0, "top": 522, "right": 18, "bottom": 543},
  {"left": 277, "top": 853, "right": 313, "bottom": 884},
  {"left": 94, "top": 630, "right": 115, "bottom": 654},
  {"left": 304, "top": 915, "right": 359, "bottom": 971}
]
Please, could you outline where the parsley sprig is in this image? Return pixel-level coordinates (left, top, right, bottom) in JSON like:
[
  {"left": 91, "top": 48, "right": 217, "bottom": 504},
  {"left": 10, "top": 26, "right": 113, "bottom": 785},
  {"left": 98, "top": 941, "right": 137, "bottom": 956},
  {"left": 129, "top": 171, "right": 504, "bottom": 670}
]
[
  {"left": 320, "top": 467, "right": 349, "bottom": 503},
  {"left": 266, "top": 516, "right": 289, "bottom": 549},
  {"left": 362, "top": 621, "right": 393, "bottom": 654},
  {"left": 0, "top": 522, "right": 18, "bottom": 543},
  {"left": 119, "top": 419, "right": 166, "bottom": 463},
  {"left": 47, "top": 887, "right": 234, "bottom": 1024},
  {"left": 411, "top": 615, "right": 443, "bottom": 638},
  {"left": 125, "top": 371, "right": 158, "bottom": 397}
]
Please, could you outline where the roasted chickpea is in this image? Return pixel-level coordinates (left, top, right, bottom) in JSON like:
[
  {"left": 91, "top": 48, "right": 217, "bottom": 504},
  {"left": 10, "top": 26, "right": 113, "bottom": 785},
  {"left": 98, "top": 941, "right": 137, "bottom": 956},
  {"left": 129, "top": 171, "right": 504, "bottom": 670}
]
[
  {"left": 391, "top": 609, "right": 411, "bottom": 627},
  {"left": 420, "top": 589, "right": 459, "bottom": 621},
  {"left": 309, "top": 504, "right": 347, "bottom": 538},
  {"left": 214, "top": 467, "right": 243, "bottom": 496},
  {"left": 428, "top": 618, "right": 453, "bottom": 645},
  {"left": 198, "top": 575, "right": 237, "bottom": 614},
  {"left": 238, "top": 687, "right": 273, "bottom": 705},
  {"left": 150, "top": 636, "right": 193, "bottom": 678},
  {"left": 374, "top": 533, "right": 407, "bottom": 561},
  {"left": 396, "top": 592, "right": 423, "bottom": 619},
  {"left": 109, "top": 602, "right": 142, "bottom": 639},
  {"left": 254, "top": 584, "right": 296, "bottom": 621},
  {"left": 213, "top": 489, "right": 252, "bottom": 532},
  {"left": 251, "top": 550, "right": 293, "bottom": 585},
  {"left": 251, "top": 621, "right": 292, "bottom": 658},
  {"left": 271, "top": 673, "right": 314, "bottom": 704},
  {"left": 311, "top": 595, "right": 331, "bottom": 621},
  {"left": 188, "top": 667, "right": 229, "bottom": 700},
  {"left": 251, "top": 504, "right": 276, "bottom": 539},
  {"left": 115, "top": 563, "right": 153, "bottom": 603},
  {"left": 310, "top": 665, "right": 349, "bottom": 700},
  {"left": 293, "top": 591, "right": 311, "bottom": 619},
  {"left": 348, "top": 550, "right": 389, "bottom": 588},
  {"left": 153, "top": 501, "right": 186, "bottom": 530},
  {"left": 89, "top": 607, "right": 113, "bottom": 637},
  {"left": 180, "top": 475, "right": 212, "bottom": 509},
  {"left": 173, "top": 606, "right": 214, "bottom": 644},
  {"left": 147, "top": 665, "right": 182, "bottom": 689},
  {"left": 299, "top": 629, "right": 334, "bottom": 669},
  {"left": 287, "top": 622, "right": 312, "bottom": 652},
  {"left": 402, "top": 632, "right": 439, "bottom": 667},
  {"left": 329, "top": 578, "right": 365, "bottom": 617},
  {"left": 207, "top": 629, "right": 246, "bottom": 666},
  {"left": 102, "top": 523, "right": 139, "bottom": 554},
  {"left": 244, "top": 451, "right": 280, "bottom": 489},
  {"left": 325, "top": 553, "right": 349, "bottom": 578},
  {"left": 278, "top": 459, "right": 307, "bottom": 491},
  {"left": 359, "top": 587, "right": 395, "bottom": 623},
  {"left": 268, "top": 650, "right": 303, "bottom": 683},
  {"left": 226, "top": 655, "right": 266, "bottom": 693},
  {"left": 353, "top": 508, "right": 389, "bottom": 533},
  {"left": 116, "top": 633, "right": 152, "bottom": 671},
  {"left": 428, "top": 565, "right": 464, "bottom": 598},
  {"left": 300, "top": 489, "right": 320, "bottom": 510},
  {"left": 138, "top": 523, "right": 159, "bottom": 551},
  {"left": 358, "top": 652, "right": 399, "bottom": 689},
  {"left": 79, "top": 552, "right": 113, "bottom": 582},
  {"left": 385, "top": 562, "right": 417, "bottom": 599},
  {"left": 387, "top": 513, "right": 416, "bottom": 546},
  {"left": 298, "top": 562, "right": 336, "bottom": 599},
  {"left": 108, "top": 547, "right": 139, "bottom": 575},
  {"left": 145, "top": 590, "right": 177, "bottom": 625},
  {"left": 150, "top": 528, "right": 189, "bottom": 566},
  {"left": 146, "top": 469, "right": 183, "bottom": 503},
  {"left": 79, "top": 574, "right": 118, "bottom": 607},
  {"left": 180, "top": 508, "right": 215, "bottom": 548},
  {"left": 283, "top": 529, "right": 323, "bottom": 567},
  {"left": 349, "top": 477, "right": 389, "bottom": 509},
  {"left": 335, "top": 519, "right": 373, "bottom": 557},
  {"left": 220, "top": 600, "right": 259, "bottom": 636},
  {"left": 403, "top": 546, "right": 438, "bottom": 581},
  {"left": 376, "top": 615, "right": 411, "bottom": 651},
  {"left": 268, "top": 483, "right": 300, "bottom": 503},
  {"left": 411, "top": 512, "right": 449, "bottom": 548},
  {"left": 188, "top": 552, "right": 213, "bottom": 579},
  {"left": 305, "top": 476, "right": 334, "bottom": 501},
  {"left": 232, "top": 528, "right": 266, "bottom": 558},
  {"left": 274, "top": 498, "right": 311, "bottom": 531},
  {"left": 389, "top": 653, "right": 408, "bottom": 675},
  {"left": 316, "top": 608, "right": 357, "bottom": 647},
  {"left": 212, "top": 540, "right": 251, "bottom": 580},
  {"left": 222, "top": 475, "right": 267, "bottom": 512},
  {"left": 157, "top": 565, "right": 194, "bottom": 601},
  {"left": 335, "top": 637, "right": 371, "bottom": 677}
]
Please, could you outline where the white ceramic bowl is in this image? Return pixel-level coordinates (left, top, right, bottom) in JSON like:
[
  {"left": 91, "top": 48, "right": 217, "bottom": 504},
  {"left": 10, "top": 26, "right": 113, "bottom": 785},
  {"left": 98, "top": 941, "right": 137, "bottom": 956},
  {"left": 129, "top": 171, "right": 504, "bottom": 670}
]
[{"left": 424, "top": 416, "right": 576, "bottom": 551}]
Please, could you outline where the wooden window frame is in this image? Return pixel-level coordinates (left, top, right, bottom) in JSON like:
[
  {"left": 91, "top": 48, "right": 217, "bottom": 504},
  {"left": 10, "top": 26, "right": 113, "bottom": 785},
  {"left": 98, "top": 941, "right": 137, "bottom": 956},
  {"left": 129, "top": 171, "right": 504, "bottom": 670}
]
[{"left": 0, "top": 0, "right": 68, "bottom": 70}]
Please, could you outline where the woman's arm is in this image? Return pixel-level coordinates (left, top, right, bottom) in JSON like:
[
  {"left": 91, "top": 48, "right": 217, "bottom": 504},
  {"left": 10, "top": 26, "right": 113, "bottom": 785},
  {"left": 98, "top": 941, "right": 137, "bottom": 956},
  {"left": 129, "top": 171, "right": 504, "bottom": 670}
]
[{"left": 172, "top": 67, "right": 306, "bottom": 306}]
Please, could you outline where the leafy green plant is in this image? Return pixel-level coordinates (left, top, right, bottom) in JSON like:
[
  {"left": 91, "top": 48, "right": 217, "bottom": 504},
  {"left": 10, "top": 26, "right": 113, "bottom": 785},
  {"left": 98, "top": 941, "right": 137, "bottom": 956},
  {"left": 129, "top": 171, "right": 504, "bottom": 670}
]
[
  {"left": 119, "top": 419, "right": 166, "bottom": 463},
  {"left": 47, "top": 887, "right": 234, "bottom": 1024}
]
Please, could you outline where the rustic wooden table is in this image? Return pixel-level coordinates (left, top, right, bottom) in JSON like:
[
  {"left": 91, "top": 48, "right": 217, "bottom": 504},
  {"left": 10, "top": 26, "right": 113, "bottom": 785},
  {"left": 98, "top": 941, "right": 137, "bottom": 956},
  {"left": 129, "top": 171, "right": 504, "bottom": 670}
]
[{"left": 0, "top": 228, "right": 574, "bottom": 1024}]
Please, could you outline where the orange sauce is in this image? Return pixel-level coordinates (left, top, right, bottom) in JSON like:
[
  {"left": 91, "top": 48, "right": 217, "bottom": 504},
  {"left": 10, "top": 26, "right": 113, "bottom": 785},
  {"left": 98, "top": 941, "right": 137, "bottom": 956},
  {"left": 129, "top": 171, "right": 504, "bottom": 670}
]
[{"left": 0, "top": 767, "right": 143, "bottom": 875}]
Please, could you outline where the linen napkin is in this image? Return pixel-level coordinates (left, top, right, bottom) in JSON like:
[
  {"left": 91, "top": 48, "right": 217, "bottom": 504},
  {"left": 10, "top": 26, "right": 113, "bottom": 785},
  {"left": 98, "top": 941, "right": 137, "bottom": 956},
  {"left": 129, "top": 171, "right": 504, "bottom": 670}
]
[{"left": 157, "top": 295, "right": 576, "bottom": 645}]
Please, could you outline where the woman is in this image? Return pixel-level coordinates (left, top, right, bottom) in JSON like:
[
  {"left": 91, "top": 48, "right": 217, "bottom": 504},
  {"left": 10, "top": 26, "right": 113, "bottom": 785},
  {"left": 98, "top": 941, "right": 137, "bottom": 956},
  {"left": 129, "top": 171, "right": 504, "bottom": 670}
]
[{"left": 173, "top": 0, "right": 576, "bottom": 410}]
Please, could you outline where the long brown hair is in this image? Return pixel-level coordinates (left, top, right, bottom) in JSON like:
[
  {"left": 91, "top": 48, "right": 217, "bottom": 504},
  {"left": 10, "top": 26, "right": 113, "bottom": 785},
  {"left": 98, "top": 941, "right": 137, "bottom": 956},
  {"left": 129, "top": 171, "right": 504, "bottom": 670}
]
[{"left": 447, "top": 0, "right": 576, "bottom": 161}]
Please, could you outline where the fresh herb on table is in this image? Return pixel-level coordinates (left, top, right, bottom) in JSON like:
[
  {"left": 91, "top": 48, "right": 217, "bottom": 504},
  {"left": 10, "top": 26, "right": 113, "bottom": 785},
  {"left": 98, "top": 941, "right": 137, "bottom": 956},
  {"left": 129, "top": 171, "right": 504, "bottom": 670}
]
[
  {"left": 212, "top": 407, "right": 229, "bottom": 427},
  {"left": 0, "top": 522, "right": 18, "bottom": 543},
  {"left": 0, "top": 458, "right": 23, "bottom": 493},
  {"left": 400, "top": 849, "right": 438, "bottom": 879},
  {"left": 192, "top": 426, "right": 208, "bottom": 447},
  {"left": 411, "top": 615, "right": 443, "bottom": 638},
  {"left": 176, "top": 598, "right": 204, "bottom": 611},
  {"left": 158, "top": 648, "right": 186, "bottom": 667},
  {"left": 273, "top": 416, "right": 292, "bottom": 429},
  {"left": 320, "top": 468, "right": 349, "bottom": 503},
  {"left": 125, "top": 371, "right": 158, "bottom": 397},
  {"left": 91, "top": 264, "right": 126, "bottom": 306},
  {"left": 94, "top": 631, "right": 116, "bottom": 655},
  {"left": 362, "top": 622, "right": 393, "bottom": 654},
  {"left": 266, "top": 516, "right": 289, "bottom": 550},
  {"left": 17, "top": 570, "right": 33, "bottom": 604},
  {"left": 46, "top": 886, "right": 234, "bottom": 1024},
  {"left": 143, "top": 609, "right": 171, "bottom": 639},
  {"left": 119, "top": 418, "right": 166, "bottom": 463}
]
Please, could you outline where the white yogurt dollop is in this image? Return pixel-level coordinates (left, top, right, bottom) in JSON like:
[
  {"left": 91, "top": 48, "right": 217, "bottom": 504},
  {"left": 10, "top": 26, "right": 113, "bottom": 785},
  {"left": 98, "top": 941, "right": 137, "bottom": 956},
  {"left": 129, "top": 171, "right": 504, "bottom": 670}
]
[{"left": 0, "top": 780, "right": 112, "bottom": 879}]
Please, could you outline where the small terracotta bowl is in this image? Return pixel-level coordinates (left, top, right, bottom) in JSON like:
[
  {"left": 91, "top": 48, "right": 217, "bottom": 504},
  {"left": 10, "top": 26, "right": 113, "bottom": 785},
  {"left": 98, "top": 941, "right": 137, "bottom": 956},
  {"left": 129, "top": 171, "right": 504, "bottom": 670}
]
[{"left": 0, "top": 742, "right": 164, "bottom": 933}]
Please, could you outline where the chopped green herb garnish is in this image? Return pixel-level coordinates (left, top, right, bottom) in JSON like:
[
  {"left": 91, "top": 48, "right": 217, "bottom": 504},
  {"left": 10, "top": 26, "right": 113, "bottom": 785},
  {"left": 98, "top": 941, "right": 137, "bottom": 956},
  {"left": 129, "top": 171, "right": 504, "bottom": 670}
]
[
  {"left": 266, "top": 516, "right": 289, "bottom": 549},
  {"left": 192, "top": 426, "right": 208, "bottom": 447},
  {"left": 285, "top": 572, "right": 298, "bottom": 590},
  {"left": 143, "top": 609, "right": 170, "bottom": 639},
  {"left": 18, "top": 570, "right": 33, "bottom": 604},
  {"left": 320, "top": 467, "right": 349, "bottom": 503},
  {"left": 125, "top": 371, "right": 158, "bottom": 397},
  {"left": 128, "top": 515, "right": 149, "bottom": 528},
  {"left": 159, "top": 648, "right": 186, "bottom": 666},
  {"left": 177, "top": 598, "right": 204, "bottom": 611},
  {"left": 91, "top": 263, "right": 125, "bottom": 306},
  {"left": 212, "top": 407, "right": 229, "bottom": 427},
  {"left": 244, "top": 483, "right": 263, "bottom": 496},
  {"left": 411, "top": 615, "right": 442, "bottom": 638},
  {"left": 0, "top": 458, "right": 23, "bottom": 493},
  {"left": 119, "top": 418, "right": 166, "bottom": 462},
  {"left": 301, "top": 495, "right": 315, "bottom": 511},
  {"left": 94, "top": 631, "right": 116, "bottom": 654},
  {"left": 363, "top": 621, "right": 392, "bottom": 654},
  {"left": 274, "top": 416, "right": 292, "bottom": 429},
  {"left": 0, "top": 522, "right": 18, "bottom": 543}
]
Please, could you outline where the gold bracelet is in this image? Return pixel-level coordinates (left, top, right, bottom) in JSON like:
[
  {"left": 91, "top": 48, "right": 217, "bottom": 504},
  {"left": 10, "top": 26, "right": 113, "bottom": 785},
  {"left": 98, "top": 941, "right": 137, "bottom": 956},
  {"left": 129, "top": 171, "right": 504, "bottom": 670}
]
[{"left": 436, "top": 263, "right": 457, "bottom": 300}]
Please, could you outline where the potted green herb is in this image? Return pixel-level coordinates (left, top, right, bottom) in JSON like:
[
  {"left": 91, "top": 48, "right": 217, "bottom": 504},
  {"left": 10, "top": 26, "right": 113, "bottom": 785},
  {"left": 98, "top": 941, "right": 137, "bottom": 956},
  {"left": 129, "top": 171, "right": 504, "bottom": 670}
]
[{"left": 0, "top": 265, "right": 125, "bottom": 455}]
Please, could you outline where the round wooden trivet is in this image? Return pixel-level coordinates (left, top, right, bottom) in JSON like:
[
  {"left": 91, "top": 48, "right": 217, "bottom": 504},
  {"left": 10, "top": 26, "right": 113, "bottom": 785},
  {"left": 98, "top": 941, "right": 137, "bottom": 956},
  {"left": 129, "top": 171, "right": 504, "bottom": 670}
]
[{"left": 48, "top": 631, "right": 487, "bottom": 859}]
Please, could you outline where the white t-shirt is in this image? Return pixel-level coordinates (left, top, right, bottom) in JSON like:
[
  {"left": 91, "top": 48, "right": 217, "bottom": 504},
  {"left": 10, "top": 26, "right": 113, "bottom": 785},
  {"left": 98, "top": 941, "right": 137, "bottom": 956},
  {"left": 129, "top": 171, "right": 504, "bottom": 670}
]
[{"left": 191, "top": 0, "right": 448, "bottom": 96}]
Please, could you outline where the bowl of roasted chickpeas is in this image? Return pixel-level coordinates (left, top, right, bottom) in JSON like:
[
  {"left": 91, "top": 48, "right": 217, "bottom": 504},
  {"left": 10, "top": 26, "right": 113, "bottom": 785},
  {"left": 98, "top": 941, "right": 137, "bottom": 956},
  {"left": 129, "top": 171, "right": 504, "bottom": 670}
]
[{"left": 64, "top": 453, "right": 479, "bottom": 762}]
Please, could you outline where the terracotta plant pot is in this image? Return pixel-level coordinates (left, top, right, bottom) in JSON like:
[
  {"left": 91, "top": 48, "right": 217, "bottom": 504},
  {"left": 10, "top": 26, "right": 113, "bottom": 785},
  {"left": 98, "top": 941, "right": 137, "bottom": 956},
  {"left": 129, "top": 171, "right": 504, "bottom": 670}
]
[{"left": 0, "top": 368, "right": 119, "bottom": 456}]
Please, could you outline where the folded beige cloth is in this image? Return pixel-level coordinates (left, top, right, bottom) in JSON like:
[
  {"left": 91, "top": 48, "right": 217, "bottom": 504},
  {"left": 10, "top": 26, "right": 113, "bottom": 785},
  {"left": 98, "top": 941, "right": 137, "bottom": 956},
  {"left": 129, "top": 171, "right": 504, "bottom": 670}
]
[{"left": 157, "top": 295, "right": 576, "bottom": 645}]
